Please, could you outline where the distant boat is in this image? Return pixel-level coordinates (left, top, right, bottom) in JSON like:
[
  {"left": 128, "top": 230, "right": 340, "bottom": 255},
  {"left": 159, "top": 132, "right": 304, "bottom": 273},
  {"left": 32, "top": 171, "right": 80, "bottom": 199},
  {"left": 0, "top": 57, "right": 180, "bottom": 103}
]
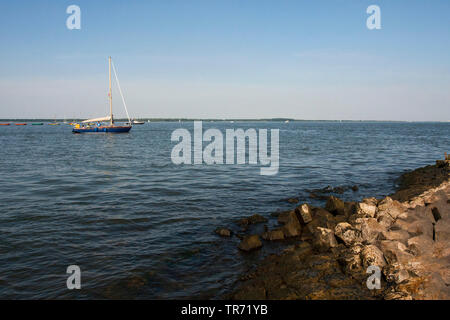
[
  {"left": 284, "top": 120, "right": 290, "bottom": 123},
  {"left": 48, "top": 122, "right": 60, "bottom": 125},
  {"left": 0, "top": 123, "right": 10, "bottom": 126},
  {"left": 32, "top": 123, "right": 44, "bottom": 125},
  {"left": 15, "top": 123, "right": 27, "bottom": 126},
  {"left": 72, "top": 57, "right": 132, "bottom": 134},
  {"left": 132, "top": 119, "right": 145, "bottom": 125}
]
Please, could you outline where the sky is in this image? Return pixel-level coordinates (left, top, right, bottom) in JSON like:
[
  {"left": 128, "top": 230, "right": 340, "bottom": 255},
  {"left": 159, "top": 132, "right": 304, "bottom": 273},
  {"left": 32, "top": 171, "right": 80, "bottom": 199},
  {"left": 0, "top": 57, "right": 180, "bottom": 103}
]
[{"left": 0, "top": 0, "right": 449, "bottom": 120}]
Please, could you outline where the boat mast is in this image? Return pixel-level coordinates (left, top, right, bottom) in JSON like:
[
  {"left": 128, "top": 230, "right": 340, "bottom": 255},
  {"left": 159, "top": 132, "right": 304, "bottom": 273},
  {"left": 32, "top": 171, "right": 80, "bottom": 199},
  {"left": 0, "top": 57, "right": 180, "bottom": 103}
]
[{"left": 109, "top": 56, "right": 113, "bottom": 125}]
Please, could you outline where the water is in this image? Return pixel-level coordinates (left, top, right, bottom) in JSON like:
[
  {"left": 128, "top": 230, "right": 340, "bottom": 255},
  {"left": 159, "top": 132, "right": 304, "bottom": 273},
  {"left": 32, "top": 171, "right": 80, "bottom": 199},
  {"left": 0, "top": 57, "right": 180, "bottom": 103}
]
[{"left": 0, "top": 121, "right": 448, "bottom": 299}]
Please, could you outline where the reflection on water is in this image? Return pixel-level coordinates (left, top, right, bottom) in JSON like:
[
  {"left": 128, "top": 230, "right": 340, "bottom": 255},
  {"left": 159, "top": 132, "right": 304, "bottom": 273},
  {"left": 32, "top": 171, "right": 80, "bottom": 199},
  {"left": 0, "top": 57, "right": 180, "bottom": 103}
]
[{"left": 0, "top": 121, "right": 448, "bottom": 298}]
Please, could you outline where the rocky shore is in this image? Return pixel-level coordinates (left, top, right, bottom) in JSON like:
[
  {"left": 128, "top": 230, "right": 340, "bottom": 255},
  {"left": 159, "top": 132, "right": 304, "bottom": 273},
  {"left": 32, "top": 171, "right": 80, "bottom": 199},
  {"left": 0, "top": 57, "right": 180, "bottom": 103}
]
[{"left": 218, "top": 157, "right": 450, "bottom": 300}]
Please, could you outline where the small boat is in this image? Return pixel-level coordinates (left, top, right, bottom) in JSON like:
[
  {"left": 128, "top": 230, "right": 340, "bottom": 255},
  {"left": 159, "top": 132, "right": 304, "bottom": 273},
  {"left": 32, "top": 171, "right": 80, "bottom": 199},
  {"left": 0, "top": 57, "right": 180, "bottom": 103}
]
[
  {"left": 73, "top": 57, "right": 132, "bottom": 134},
  {"left": 48, "top": 122, "right": 60, "bottom": 125},
  {"left": 15, "top": 123, "right": 27, "bottom": 126},
  {"left": 32, "top": 123, "right": 44, "bottom": 125},
  {"left": 132, "top": 119, "right": 145, "bottom": 125},
  {"left": 0, "top": 123, "right": 10, "bottom": 126}
]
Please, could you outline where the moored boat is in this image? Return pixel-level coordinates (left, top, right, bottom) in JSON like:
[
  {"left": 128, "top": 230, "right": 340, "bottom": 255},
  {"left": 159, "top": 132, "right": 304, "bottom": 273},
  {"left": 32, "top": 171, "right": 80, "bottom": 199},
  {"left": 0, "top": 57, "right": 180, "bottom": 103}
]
[
  {"left": 32, "top": 123, "right": 44, "bottom": 125},
  {"left": 0, "top": 123, "right": 10, "bottom": 126},
  {"left": 73, "top": 57, "right": 132, "bottom": 134},
  {"left": 15, "top": 123, "right": 27, "bottom": 125}
]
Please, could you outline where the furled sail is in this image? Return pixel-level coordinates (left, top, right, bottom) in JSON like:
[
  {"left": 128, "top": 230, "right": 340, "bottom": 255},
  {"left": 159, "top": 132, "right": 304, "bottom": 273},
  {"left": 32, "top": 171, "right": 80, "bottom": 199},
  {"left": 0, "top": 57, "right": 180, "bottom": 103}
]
[{"left": 82, "top": 116, "right": 111, "bottom": 123}]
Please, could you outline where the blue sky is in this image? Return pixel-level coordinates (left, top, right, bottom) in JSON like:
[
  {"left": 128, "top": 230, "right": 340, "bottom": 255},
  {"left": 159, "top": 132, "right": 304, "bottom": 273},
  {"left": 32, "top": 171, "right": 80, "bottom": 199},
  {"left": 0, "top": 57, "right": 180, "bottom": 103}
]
[{"left": 0, "top": 0, "right": 449, "bottom": 120}]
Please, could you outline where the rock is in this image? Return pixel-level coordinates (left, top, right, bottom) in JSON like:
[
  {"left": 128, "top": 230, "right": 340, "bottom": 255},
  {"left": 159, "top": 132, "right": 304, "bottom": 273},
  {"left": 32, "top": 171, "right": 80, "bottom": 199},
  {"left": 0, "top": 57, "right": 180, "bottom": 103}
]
[
  {"left": 325, "top": 196, "right": 345, "bottom": 215},
  {"left": 384, "top": 291, "right": 413, "bottom": 300},
  {"left": 286, "top": 197, "right": 299, "bottom": 204},
  {"left": 351, "top": 185, "right": 359, "bottom": 192},
  {"left": 359, "top": 218, "right": 386, "bottom": 244},
  {"left": 334, "top": 222, "right": 361, "bottom": 246},
  {"left": 356, "top": 198, "right": 377, "bottom": 218},
  {"left": 270, "top": 210, "right": 289, "bottom": 218},
  {"left": 332, "top": 186, "right": 346, "bottom": 194},
  {"left": 407, "top": 235, "right": 434, "bottom": 256},
  {"left": 313, "top": 227, "right": 338, "bottom": 252},
  {"left": 361, "top": 245, "right": 387, "bottom": 269},
  {"left": 281, "top": 210, "right": 302, "bottom": 238},
  {"left": 277, "top": 211, "right": 291, "bottom": 224},
  {"left": 215, "top": 228, "right": 232, "bottom": 237},
  {"left": 377, "top": 213, "right": 395, "bottom": 229},
  {"left": 299, "top": 227, "right": 314, "bottom": 241},
  {"left": 334, "top": 215, "right": 348, "bottom": 224},
  {"left": 338, "top": 244, "right": 364, "bottom": 274},
  {"left": 376, "top": 197, "right": 406, "bottom": 220},
  {"left": 436, "top": 160, "right": 449, "bottom": 168},
  {"left": 307, "top": 208, "right": 336, "bottom": 234},
  {"left": 435, "top": 218, "right": 450, "bottom": 242},
  {"left": 380, "top": 240, "right": 414, "bottom": 265},
  {"left": 237, "top": 214, "right": 268, "bottom": 226},
  {"left": 296, "top": 203, "right": 313, "bottom": 224},
  {"left": 383, "top": 263, "right": 410, "bottom": 284},
  {"left": 431, "top": 207, "right": 442, "bottom": 222},
  {"left": 232, "top": 284, "right": 266, "bottom": 299},
  {"left": 309, "top": 192, "right": 329, "bottom": 200},
  {"left": 380, "top": 230, "right": 410, "bottom": 243},
  {"left": 261, "top": 229, "right": 285, "bottom": 241},
  {"left": 343, "top": 201, "right": 357, "bottom": 217},
  {"left": 238, "top": 235, "right": 262, "bottom": 251}
]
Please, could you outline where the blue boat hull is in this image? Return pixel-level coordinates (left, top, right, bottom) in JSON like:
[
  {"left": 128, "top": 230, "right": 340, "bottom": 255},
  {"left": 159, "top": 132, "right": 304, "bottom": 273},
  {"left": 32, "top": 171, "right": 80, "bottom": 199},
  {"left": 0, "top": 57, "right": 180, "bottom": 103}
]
[{"left": 72, "top": 125, "right": 132, "bottom": 133}]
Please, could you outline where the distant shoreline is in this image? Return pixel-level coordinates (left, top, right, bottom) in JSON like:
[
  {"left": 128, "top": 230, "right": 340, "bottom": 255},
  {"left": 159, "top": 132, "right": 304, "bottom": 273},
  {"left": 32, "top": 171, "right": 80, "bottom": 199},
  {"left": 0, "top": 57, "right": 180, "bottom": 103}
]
[{"left": 0, "top": 118, "right": 448, "bottom": 123}]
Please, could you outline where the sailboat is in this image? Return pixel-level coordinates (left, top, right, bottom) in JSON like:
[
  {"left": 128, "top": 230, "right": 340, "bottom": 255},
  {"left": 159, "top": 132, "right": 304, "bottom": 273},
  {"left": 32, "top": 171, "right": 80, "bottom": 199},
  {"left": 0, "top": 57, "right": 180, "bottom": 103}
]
[
  {"left": 72, "top": 57, "right": 132, "bottom": 133},
  {"left": 126, "top": 119, "right": 144, "bottom": 125}
]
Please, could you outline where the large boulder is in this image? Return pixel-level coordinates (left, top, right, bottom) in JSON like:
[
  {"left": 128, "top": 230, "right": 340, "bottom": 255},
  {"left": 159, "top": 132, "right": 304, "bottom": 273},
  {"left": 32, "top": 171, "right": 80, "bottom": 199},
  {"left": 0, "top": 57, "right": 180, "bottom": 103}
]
[
  {"left": 312, "top": 227, "right": 338, "bottom": 252},
  {"left": 334, "top": 222, "right": 362, "bottom": 246},
  {"left": 325, "top": 196, "right": 345, "bottom": 215},
  {"left": 281, "top": 210, "right": 302, "bottom": 237},
  {"left": 296, "top": 203, "right": 313, "bottom": 224},
  {"left": 238, "top": 235, "right": 262, "bottom": 251}
]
